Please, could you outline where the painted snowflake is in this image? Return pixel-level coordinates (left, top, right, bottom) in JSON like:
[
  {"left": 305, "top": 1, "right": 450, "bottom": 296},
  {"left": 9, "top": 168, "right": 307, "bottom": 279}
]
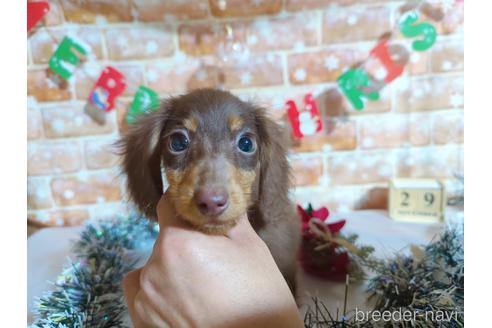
[
  {"left": 240, "top": 72, "right": 253, "bottom": 85},
  {"left": 294, "top": 68, "right": 307, "bottom": 81},
  {"left": 450, "top": 93, "right": 464, "bottom": 108},
  {"left": 324, "top": 55, "right": 340, "bottom": 71},
  {"left": 146, "top": 70, "right": 159, "bottom": 83},
  {"left": 146, "top": 41, "right": 158, "bottom": 55},
  {"left": 428, "top": 0, "right": 456, "bottom": 13}
]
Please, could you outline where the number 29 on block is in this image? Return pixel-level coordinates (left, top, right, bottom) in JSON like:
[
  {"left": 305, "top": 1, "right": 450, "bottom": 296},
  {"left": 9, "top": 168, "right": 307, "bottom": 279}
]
[{"left": 389, "top": 178, "right": 446, "bottom": 223}]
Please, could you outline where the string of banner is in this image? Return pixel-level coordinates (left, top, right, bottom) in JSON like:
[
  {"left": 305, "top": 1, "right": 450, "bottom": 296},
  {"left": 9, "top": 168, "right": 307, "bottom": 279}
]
[
  {"left": 287, "top": 0, "right": 456, "bottom": 139},
  {"left": 28, "top": 0, "right": 457, "bottom": 132},
  {"left": 28, "top": 1, "right": 160, "bottom": 126}
]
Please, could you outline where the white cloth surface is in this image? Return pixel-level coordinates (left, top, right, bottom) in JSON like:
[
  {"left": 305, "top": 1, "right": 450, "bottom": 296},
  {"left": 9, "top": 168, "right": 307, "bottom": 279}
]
[{"left": 28, "top": 209, "right": 460, "bottom": 325}]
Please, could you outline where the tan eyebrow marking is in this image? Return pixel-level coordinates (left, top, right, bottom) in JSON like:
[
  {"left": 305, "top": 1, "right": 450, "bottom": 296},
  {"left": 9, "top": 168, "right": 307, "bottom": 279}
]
[
  {"left": 183, "top": 117, "right": 198, "bottom": 132},
  {"left": 228, "top": 115, "right": 243, "bottom": 132}
]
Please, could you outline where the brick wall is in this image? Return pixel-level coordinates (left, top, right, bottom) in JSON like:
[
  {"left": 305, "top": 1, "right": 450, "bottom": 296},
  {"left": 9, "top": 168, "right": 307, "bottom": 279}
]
[{"left": 27, "top": 0, "right": 464, "bottom": 227}]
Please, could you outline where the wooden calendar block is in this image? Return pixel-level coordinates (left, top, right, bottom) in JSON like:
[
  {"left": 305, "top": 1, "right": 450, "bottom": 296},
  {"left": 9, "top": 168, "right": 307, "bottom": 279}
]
[{"left": 389, "top": 178, "right": 446, "bottom": 223}]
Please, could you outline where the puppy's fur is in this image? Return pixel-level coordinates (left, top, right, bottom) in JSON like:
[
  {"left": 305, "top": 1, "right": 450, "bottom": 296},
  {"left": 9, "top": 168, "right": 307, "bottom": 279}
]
[{"left": 118, "top": 89, "right": 300, "bottom": 294}]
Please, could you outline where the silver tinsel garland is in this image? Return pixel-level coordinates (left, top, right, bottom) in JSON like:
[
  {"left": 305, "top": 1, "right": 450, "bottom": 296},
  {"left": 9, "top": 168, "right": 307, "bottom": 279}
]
[
  {"left": 31, "top": 216, "right": 158, "bottom": 328},
  {"left": 303, "top": 225, "right": 464, "bottom": 328}
]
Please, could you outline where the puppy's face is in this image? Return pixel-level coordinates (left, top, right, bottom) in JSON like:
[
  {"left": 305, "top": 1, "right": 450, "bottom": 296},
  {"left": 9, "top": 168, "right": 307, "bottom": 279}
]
[{"left": 158, "top": 92, "right": 262, "bottom": 233}]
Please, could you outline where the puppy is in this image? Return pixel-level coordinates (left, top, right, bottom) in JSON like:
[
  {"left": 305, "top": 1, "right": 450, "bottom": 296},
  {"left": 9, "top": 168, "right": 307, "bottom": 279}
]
[{"left": 118, "top": 88, "right": 300, "bottom": 294}]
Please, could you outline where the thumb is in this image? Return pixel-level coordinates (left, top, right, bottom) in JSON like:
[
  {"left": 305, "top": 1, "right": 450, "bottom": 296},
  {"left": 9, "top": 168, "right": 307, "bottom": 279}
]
[
  {"left": 156, "top": 190, "right": 199, "bottom": 232},
  {"left": 156, "top": 191, "right": 181, "bottom": 229}
]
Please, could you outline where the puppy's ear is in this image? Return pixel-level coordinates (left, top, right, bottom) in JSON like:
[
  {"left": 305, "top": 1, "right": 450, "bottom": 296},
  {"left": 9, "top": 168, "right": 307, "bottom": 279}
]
[
  {"left": 117, "top": 102, "right": 170, "bottom": 220},
  {"left": 254, "top": 107, "right": 291, "bottom": 209}
]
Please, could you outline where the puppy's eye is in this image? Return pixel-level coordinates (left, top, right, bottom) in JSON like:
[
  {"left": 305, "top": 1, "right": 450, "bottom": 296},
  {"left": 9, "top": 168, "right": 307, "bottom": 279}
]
[
  {"left": 169, "top": 131, "right": 189, "bottom": 153},
  {"left": 237, "top": 135, "right": 255, "bottom": 153}
]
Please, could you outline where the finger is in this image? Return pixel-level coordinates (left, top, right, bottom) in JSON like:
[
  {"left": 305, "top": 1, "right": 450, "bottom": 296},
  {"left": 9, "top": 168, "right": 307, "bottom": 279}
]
[
  {"left": 136, "top": 267, "right": 186, "bottom": 328},
  {"left": 156, "top": 190, "right": 200, "bottom": 233},
  {"left": 134, "top": 290, "right": 170, "bottom": 328},
  {"left": 122, "top": 268, "right": 141, "bottom": 304},
  {"left": 156, "top": 191, "right": 176, "bottom": 227},
  {"left": 156, "top": 190, "right": 188, "bottom": 230},
  {"left": 122, "top": 269, "right": 146, "bottom": 327}
]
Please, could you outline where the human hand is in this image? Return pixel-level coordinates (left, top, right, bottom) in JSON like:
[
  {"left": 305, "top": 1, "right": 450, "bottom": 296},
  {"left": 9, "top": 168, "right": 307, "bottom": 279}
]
[{"left": 122, "top": 192, "right": 302, "bottom": 328}]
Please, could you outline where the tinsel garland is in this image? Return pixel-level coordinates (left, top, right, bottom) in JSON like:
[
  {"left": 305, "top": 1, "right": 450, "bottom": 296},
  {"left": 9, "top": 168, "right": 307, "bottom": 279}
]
[
  {"left": 303, "top": 225, "right": 464, "bottom": 328},
  {"left": 31, "top": 216, "right": 463, "bottom": 328},
  {"left": 31, "top": 216, "right": 158, "bottom": 328}
]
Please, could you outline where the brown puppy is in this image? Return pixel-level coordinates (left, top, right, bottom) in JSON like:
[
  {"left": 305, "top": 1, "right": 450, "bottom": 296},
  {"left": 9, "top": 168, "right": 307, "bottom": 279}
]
[{"left": 118, "top": 88, "right": 300, "bottom": 295}]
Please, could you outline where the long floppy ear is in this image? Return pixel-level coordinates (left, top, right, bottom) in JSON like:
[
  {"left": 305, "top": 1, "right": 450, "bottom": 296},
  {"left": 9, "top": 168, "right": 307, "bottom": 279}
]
[
  {"left": 116, "top": 103, "right": 170, "bottom": 220},
  {"left": 254, "top": 107, "right": 292, "bottom": 211}
]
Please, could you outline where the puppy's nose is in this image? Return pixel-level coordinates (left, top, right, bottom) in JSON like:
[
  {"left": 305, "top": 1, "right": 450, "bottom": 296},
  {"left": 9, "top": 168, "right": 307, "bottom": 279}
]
[{"left": 193, "top": 188, "right": 229, "bottom": 217}]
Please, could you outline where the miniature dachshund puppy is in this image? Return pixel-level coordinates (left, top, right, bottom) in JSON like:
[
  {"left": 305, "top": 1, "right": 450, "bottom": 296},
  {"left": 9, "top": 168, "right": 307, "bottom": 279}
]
[{"left": 118, "top": 88, "right": 300, "bottom": 295}]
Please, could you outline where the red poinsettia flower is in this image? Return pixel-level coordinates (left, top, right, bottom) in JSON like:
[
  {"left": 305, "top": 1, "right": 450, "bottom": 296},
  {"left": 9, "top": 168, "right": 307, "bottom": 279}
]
[
  {"left": 300, "top": 246, "right": 349, "bottom": 281},
  {"left": 297, "top": 203, "right": 350, "bottom": 281},
  {"left": 297, "top": 205, "right": 346, "bottom": 234}
]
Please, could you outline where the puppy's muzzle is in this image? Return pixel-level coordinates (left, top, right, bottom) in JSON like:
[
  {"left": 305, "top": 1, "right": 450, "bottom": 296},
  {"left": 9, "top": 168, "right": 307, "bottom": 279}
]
[{"left": 193, "top": 187, "right": 229, "bottom": 217}]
